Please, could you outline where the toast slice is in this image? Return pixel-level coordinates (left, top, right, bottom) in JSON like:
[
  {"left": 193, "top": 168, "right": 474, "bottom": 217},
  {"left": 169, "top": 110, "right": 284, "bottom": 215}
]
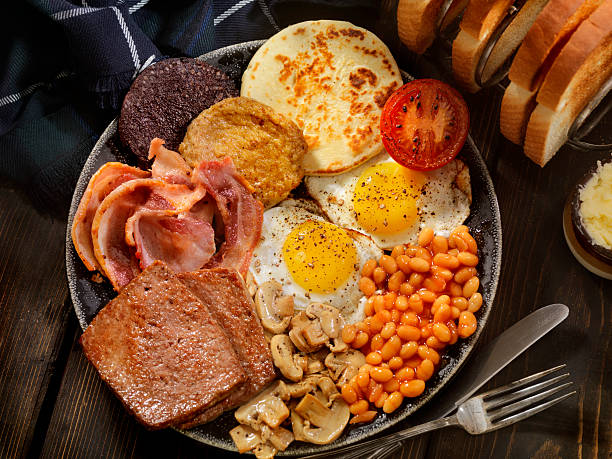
[
  {"left": 523, "top": 0, "right": 612, "bottom": 165},
  {"left": 397, "top": 0, "right": 468, "bottom": 54},
  {"left": 500, "top": 0, "right": 605, "bottom": 144},
  {"left": 80, "top": 261, "right": 246, "bottom": 429},
  {"left": 452, "top": 0, "right": 551, "bottom": 93}
]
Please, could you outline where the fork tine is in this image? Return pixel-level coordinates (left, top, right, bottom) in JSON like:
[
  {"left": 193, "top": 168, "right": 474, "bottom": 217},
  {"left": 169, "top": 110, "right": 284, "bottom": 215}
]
[
  {"left": 485, "top": 373, "right": 570, "bottom": 410},
  {"left": 478, "top": 364, "right": 566, "bottom": 400},
  {"left": 490, "top": 382, "right": 574, "bottom": 422},
  {"left": 489, "top": 390, "right": 577, "bottom": 431}
]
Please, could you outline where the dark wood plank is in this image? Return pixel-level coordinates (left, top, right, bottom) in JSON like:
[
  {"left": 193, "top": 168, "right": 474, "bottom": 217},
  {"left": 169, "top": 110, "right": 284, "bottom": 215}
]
[{"left": 0, "top": 184, "right": 73, "bottom": 459}]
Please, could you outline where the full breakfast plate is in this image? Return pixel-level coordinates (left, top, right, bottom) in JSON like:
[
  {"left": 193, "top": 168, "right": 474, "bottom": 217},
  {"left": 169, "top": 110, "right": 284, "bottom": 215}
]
[{"left": 66, "top": 38, "right": 502, "bottom": 456}]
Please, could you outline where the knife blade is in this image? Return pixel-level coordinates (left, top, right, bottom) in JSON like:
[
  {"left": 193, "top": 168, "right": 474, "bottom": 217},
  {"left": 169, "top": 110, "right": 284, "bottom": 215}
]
[{"left": 358, "top": 303, "right": 569, "bottom": 459}]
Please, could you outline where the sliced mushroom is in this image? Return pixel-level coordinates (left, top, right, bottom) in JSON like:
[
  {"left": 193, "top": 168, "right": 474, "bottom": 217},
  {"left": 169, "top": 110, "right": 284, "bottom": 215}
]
[
  {"left": 289, "top": 311, "right": 320, "bottom": 353},
  {"left": 235, "top": 381, "right": 290, "bottom": 430},
  {"left": 290, "top": 376, "right": 350, "bottom": 445},
  {"left": 245, "top": 271, "right": 258, "bottom": 298},
  {"left": 229, "top": 425, "right": 261, "bottom": 453},
  {"left": 255, "top": 281, "right": 294, "bottom": 334},
  {"left": 306, "top": 303, "right": 348, "bottom": 353},
  {"left": 325, "top": 349, "right": 366, "bottom": 387},
  {"left": 253, "top": 442, "right": 277, "bottom": 459},
  {"left": 270, "top": 335, "right": 303, "bottom": 382},
  {"left": 267, "top": 426, "right": 294, "bottom": 451},
  {"left": 285, "top": 375, "right": 321, "bottom": 398}
]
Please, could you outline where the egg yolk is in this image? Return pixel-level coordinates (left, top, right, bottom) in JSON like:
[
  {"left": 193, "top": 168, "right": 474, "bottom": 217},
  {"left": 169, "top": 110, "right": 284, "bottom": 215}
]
[
  {"left": 282, "top": 220, "right": 357, "bottom": 294},
  {"left": 352, "top": 162, "right": 426, "bottom": 234}
]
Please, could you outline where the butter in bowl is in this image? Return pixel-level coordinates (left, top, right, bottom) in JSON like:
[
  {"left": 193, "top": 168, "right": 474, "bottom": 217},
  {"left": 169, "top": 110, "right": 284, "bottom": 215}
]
[{"left": 563, "top": 157, "right": 612, "bottom": 280}]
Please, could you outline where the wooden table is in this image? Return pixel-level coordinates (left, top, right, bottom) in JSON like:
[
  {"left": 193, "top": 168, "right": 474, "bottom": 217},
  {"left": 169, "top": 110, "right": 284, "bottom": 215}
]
[{"left": 1, "top": 3, "right": 610, "bottom": 458}]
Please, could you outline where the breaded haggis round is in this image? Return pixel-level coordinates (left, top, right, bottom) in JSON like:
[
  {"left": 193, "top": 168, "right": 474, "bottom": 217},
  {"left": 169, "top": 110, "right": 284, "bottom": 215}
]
[
  {"left": 119, "top": 58, "right": 238, "bottom": 162},
  {"left": 179, "top": 97, "right": 307, "bottom": 208}
]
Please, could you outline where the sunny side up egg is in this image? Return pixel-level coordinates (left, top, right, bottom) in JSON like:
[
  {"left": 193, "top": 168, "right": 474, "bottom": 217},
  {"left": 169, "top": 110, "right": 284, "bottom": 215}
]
[
  {"left": 249, "top": 204, "right": 383, "bottom": 324},
  {"left": 305, "top": 154, "right": 472, "bottom": 250}
]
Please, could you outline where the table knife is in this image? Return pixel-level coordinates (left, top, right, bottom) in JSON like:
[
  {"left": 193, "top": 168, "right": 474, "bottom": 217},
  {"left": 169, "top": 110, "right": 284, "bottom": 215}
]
[{"left": 360, "top": 303, "right": 569, "bottom": 459}]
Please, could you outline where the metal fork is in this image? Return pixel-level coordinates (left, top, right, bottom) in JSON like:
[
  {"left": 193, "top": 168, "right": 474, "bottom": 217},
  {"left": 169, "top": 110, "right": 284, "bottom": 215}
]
[{"left": 302, "top": 365, "right": 575, "bottom": 459}]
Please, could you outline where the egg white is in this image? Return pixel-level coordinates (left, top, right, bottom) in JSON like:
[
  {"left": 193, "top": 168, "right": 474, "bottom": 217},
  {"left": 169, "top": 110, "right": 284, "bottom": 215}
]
[
  {"left": 305, "top": 154, "right": 472, "bottom": 249},
  {"left": 249, "top": 205, "right": 383, "bottom": 324}
]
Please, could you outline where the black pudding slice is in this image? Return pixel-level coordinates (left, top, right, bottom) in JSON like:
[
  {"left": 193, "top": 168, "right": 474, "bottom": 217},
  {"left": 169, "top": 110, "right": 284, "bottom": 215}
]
[{"left": 118, "top": 58, "right": 239, "bottom": 163}]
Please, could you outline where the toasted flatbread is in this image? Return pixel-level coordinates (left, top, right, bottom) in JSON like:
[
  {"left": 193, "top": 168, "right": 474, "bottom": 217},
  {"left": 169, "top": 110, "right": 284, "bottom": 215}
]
[{"left": 241, "top": 20, "right": 403, "bottom": 175}]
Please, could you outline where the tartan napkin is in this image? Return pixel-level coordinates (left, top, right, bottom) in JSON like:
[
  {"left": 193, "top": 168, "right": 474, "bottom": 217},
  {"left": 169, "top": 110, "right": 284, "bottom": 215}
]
[{"left": 1, "top": 0, "right": 377, "bottom": 216}]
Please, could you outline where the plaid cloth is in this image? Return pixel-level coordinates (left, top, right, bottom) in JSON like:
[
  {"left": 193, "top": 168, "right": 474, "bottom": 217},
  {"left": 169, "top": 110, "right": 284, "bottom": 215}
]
[{"left": 1, "top": 0, "right": 377, "bottom": 215}]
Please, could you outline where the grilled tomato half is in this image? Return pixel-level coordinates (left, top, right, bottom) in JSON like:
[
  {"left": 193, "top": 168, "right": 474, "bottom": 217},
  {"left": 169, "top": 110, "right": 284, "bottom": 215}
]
[{"left": 380, "top": 79, "right": 469, "bottom": 171}]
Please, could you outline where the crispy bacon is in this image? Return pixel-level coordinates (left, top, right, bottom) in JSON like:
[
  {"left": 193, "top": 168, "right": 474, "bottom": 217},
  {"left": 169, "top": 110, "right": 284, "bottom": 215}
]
[
  {"left": 191, "top": 158, "right": 263, "bottom": 277},
  {"left": 149, "top": 138, "right": 192, "bottom": 186},
  {"left": 71, "top": 162, "right": 150, "bottom": 271}
]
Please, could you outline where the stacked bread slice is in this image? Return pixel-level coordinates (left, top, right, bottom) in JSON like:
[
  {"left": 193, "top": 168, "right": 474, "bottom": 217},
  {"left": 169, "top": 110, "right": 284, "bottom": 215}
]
[
  {"left": 500, "top": 0, "right": 606, "bottom": 145},
  {"left": 522, "top": 0, "right": 612, "bottom": 164}
]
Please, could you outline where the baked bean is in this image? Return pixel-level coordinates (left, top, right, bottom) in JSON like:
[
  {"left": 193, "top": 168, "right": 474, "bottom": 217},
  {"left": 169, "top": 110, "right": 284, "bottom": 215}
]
[
  {"left": 372, "top": 295, "right": 385, "bottom": 314},
  {"left": 357, "top": 371, "right": 370, "bottom": 388},
  {"left": 420, "top": 324, "right": 432, "bottom": 340},
  {"left": 399, "top": 282, "right": 414, "bottom": 297},
  {"left": 380, "top": 322, "right": 396, "bottom": 339},
  {"left": 404, "top": 356, "right": 422, "bottom": 368},
  {"left": 433, "top": 253, "right": 460, "bottom": 269},
  {"left": 388, "top": 356, "right": 403, "bottom": 370},
  {"left": 370, "top": 366, "right": 394, "bottom": 383},
  {"left": 353, "top": 331, "right": 369, "bottom": 348},
  {"left": 383, "top": 292, "right": 397, "bottom": 309},
  {"left": 380, "top": 255, "right": 398, "bottom": 274},
  {"left": 430, "top": 265, "right": 454, "bottom": 281},
  {"left": 408, "top": 272, "right": 425, "bottom": 288},
  {"left": 468, "top": 292, "right": 483, "bottom": 312},
  {"left": 370, "top": 333, "right": 384, "bottom": 351},
  {"left": 374, "top": 391, "right": 388, "bottom": 408},
  {"left": 447, "top": 281, "right": 463, "bottom": 297},
  {"left": 400, "top": 341, "right": 419, "bottom": 359},
  {"left": 396, "top": 255, "right": 412, "bottom": 275},
  {"left": 409, "top": 257, "right": 430, "bottom": 273},
  {"left": 418, "top": 345, "right": 440, "bottom": 365},
  {"left": 394, "top": 295, "right": 409, "bottom": 311},
  {"left": 376, "top": 309, "right": 392, "bottom": 324},
  {"left": 342, "top": 325, "right": 357, "bottom": 344},
  {"left": 391, "top": 309, "right": 401, "bottom": 323},
  {"left": 362, "top": 259, "right": 377, "bottom": 278},
  {"left": 447, "top": 248, "right": 460, "bottom": 257},
  {"left": 405, "top": 245, "right": 418, "bottom": 257},
  {"left": 400, "top": 379, "right": 425, "bottom": 398},
  {"left": 451, "top": 306, "right": 461, "bottom": 320},
  {"left": 373, "top": 267, "right": 387, "bottom": 284},
  {"left": 416, "top": 359, "right": 435, "bottom": 381},
  {"left": 458, "top": 311, "right": 477, "bottom": 338},
  {"left": 391, "top": 245, "right": 405, "bottom": 258},
  {"left": 350, "top": 399, "right": 369, "bottom": 415},
  {"left": 431, "top": 235, "right": 448, "bottom": 254},
  {"left": 381, "top": 336, "right": 402, "bottom": 360},
  {"left": 463, "top": 276, "right": 480, "bottom": 298},
  {"left": 366, "top": 352, "right": 383, "bottom": 365},
  {"left": 451, "top": 296, "right": 468, "bottom": 310},
  {"left": 355, "top": 321, "right": 368, "bottom": 334},
  {"left": 364, "top": 298, "right": 374, "bottom": 317},
  {"left": 452, "top": 225, "right": 469, "bottom": 234},
  {"left": 447, "top": 321, "right": 459, "bottom": 345},
  {"left": 423, "top": 275, "right": 446, "bottom": 293},
  {"left": 383, "top": 377, "right": 400, "bottom": 393},
  {"left": 397, "top": 324, "right": 421, "bottom": 341},
  {"left": 454, "top": 266, "right": 476, "bottom": 284},
  {"left": 370, "top": 315, "right": 384, "bottom": 334},
  {"left": 418, "top": 289, "right": 437, "bottom": 303},
  {"left": 426, "top": 335, "right": 446, "bottom": 350},
  {"left": 383, "top": 391, "right": 404, "bottom": 413},
  {"left": 359, "top": 277, "right": 376, "bottom": 296},
  {"left": 368, "top": 382, "right": 384, "bottom": 403},
  {"left": 434, "top": 304, "right": 451, "bottom": 322},
  {"left": 458, "top": 251, "right": 478, "bottom": 267},
  {"left": 433, "top": 294, "right": 450, "bottom": 310},
  {"left": 433, "top": 323, "right": 451, "bottom": 342},
  {"left": 418, "top": 227, "right": 434, "bottom": 247},
  {"left": 407, "top": 294, "right": 424, "bottom": 313},
  {"left": 387, "top": 271, "right": 406, "bottom": 292},
  {"left": 350, "top": 411, "right": 378, "bottom": 424},
  {"left": 359, "top": 364, "right": 373, "bottom": 375},
  {"left": 396, "top": 366, "right": 415, "bottom": 381},
  {"left": 342, "top": 384, "right": 358, "bottom": 404},
  {"left": 460, "top": 231, "right": 478, "bottom": 254},
  {"left": 415, "top": 247, "right": 432, "bottom": 262},
  {"left": 400, "top": 311, "right": 420, "bottom": 327}
]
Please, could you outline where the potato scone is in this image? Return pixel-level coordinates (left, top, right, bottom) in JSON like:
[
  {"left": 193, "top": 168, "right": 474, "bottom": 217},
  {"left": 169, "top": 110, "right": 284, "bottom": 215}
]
[
  {"left": 241, "top": 20, "right": 404, "bottom": 175},
  {"left": 179, "top": 97, "right": 307, "bottom": 208}
]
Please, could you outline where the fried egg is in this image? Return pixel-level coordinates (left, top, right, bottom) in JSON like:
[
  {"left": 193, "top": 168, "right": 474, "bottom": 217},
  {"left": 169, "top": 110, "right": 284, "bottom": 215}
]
[
  {"left": 305, "top": 154, "right": 471, "bottom": 249},
  {"left": 250, "top": 205, "right": 383, "bottom": 324}
]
